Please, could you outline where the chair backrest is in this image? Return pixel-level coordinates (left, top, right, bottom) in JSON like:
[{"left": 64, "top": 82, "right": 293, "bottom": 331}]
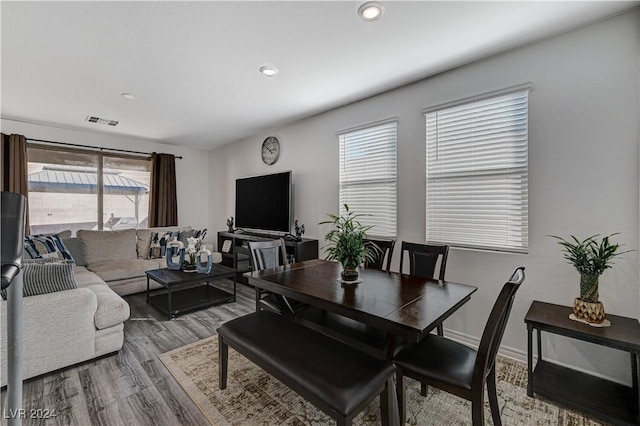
[
  {"left": 399, "top": 241, "right": 449, "bottom": 280},
  {"left": 248, "top": 239, "right": 288, "bottom": 271},
  {"left": 473, "top": 266, "right": 525, "bottom": 384},
  {"left": 364, "top": 239, "right": 396, "bottom": 272}
]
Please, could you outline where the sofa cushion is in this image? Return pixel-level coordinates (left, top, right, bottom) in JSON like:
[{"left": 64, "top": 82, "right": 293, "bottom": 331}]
[
  {"left": 23, "top": 232, "right": 74, "bottom": 262},
  {"left": 87, "top": 258, "right": 160, "bottom": 282},
  {"left": 77, "top": 229, "right": 137, "bottom": 265},
  {"left": 81, "top": 284, "right": 130, "bottom": 329},
  {"left": 74, "top": 265, "right": 107, "bottom": 287},
  {"left": 1, "top": 259, "right": 77, "bottom": 300},
  {"left": 137, "top": 226, "right": 191, "bottom": 259}
]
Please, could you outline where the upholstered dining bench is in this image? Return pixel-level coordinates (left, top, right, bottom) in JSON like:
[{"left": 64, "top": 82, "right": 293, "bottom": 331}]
[{"left": 217, "top": 310, "right": 397, "bottom": 426}]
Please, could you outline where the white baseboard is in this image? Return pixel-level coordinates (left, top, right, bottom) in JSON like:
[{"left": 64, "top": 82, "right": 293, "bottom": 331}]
[{"left": 442, "top": 327, "right": 630, "bottom": 386}]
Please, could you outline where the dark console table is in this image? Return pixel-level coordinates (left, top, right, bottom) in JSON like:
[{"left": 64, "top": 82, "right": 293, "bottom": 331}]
[
  {"left": 525, "top": 301, "right": 640, "bottom": 425},
  {"left": 217, "top": 231, "right": 319, "bottom": 285}
]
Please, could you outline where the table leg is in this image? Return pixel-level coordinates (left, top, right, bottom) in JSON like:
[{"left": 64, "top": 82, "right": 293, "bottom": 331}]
[
  {"left": 146, "top": 276, "right": 150, "bottom": 303},
  {"left": 527, "top": 324, "right": 533, "bottom": 397},
  {"left": 255, "top": 288, "right": 261, "bottom": 312},
  {"left": 536, "top": 329, "right": 542, "bottom": 361},
  {"left": 632, "top": 352, "right": 639, "bottom": 423},
  {"left": 232, "top": 276, "right": 237, "bottom": 302},
  {"left": 167, "top": 286, "right": 173, "bottom": 321},
  {"left": 384, "top": 334, "right": 397, "bottom": 362}
]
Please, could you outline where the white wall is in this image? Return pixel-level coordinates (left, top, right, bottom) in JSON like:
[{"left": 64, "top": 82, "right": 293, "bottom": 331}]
[
  {"left": 1, "top": 119, "right": 211, "bottom": 235},
  {"left": 210, "top": 10, "right": 640, "bottom": 384}
]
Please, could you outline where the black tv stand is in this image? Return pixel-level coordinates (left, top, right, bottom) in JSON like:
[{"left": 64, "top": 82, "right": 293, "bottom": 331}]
[{"left": 217, "top": 231, "right": 319, "bottom": 285}]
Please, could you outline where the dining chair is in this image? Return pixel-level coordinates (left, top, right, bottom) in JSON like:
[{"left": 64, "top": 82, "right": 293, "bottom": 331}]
[
  {"left": 393, "top": 266, "right": 525, "bottom": 426},
  {"left": 363, "top": 238, "right": 396, "bottom": 272},
  {"left": 399, "top": 241, "right": 449, "bottom": 336},
  {"left": 248, "top": 239, "right": 304, "bottom": 317}
]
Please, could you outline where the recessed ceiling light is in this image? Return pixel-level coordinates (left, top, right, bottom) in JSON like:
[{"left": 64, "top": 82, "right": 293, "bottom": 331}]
[
  {"left": 259, "top": 66, "right": 279, "bottom": 77},
  {"left": 358, "top": 2, "right": 384, "bottom": 21},
  {"left": 121, "top": 93, "right": 135, "bottom": 100}
]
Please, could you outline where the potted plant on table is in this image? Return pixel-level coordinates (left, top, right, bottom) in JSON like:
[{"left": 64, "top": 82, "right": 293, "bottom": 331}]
[
  {"left": 320, "top": 204, "right": 381, "bottom": 283},
  {"left": 183, "top": 237, "right": 204, "bottom": 272},
  {"left": 551, "top": 233, "right": 627, "bottom": 325}
]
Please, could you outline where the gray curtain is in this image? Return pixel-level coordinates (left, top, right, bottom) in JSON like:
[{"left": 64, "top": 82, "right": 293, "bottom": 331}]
[
  {"left": 148, "top": 152, "right": 178, "bottom": 227},
  {"left": 1, "top": 133, "right": 30, "bottom": 233}
]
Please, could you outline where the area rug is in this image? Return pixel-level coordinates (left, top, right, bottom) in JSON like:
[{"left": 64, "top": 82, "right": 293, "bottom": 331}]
[{"left": 158, "top": 336, "right": 602, "bottom": 425}]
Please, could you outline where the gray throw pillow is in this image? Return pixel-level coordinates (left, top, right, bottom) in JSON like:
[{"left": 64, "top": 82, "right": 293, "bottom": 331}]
[
  {"left": 62, "top": 237, "right": 87, "bottom": 266},
  {"left": 1, "top": 259, "right": 77, "bottom": 300}
]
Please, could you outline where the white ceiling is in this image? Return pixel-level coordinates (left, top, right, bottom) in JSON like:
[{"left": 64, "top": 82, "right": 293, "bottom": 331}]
[{"left": 2, "top": 1, "right": 637, "bottom": 150}]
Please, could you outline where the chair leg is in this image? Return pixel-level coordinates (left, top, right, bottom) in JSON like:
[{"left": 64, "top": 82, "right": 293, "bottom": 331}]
[
  {"left": 380, "top": 377, "right": 396, "bottom": 426},
  {"left": 336, "top": 417, "right": 351, "bottom": 426},
  {"left": 395, "top": 369, "right": 406, "bottom": 425},
  {"left": 420, "top": 383, "right": 428, "bottom": 397},
  {"left": 471, "top": 387, "right": 485, "bottom": 426},
  {"left": 255, "top": 288, "right": 261, "bottom": 312},
  {"left": 487, "top": 368, "right": 502, "bottom": 426},
  {"left": 218, "top": 335, "right": 228, "bottom": 389}
]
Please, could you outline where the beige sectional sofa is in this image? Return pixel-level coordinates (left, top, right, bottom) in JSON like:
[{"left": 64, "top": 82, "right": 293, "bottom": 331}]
[
  {"left": 0, "top": 263, "right": 130, "bottom": 386},
  {"left": 0, "top": 225, "right": 193, "bottom": 385},
  {"left": 67, "top": 226, "right": 192, "bottom": 295}
]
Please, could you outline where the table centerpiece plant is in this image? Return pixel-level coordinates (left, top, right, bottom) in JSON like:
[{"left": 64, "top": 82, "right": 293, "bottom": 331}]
[
  {"left": 320, "top": 204, "right": 382, "bottom": 283},
  {"left": 551, "top": 233, "right": 628, "bottom": 325},
  {"left": 183, "top": 237, "right": 204, "bottom": 272}
]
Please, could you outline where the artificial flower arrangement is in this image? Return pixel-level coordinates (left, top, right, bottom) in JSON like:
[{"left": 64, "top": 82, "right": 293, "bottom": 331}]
[{"left": 183, "top": 237, "right": 204, "bottom": 270}]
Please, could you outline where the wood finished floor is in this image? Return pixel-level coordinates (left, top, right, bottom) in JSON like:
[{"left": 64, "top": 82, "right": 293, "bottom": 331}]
[{"left": 1, "top": 280, "right": 254, "bottom": 426}]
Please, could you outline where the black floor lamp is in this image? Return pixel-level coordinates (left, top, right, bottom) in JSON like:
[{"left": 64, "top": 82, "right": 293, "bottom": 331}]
[{"left": 1, "top": 192, "right": 26, "bottom": 426}]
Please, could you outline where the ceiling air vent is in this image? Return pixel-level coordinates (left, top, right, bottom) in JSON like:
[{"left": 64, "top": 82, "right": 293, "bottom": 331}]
[{"left": 85, "top": 115, "right": 119, "bottom": 127}]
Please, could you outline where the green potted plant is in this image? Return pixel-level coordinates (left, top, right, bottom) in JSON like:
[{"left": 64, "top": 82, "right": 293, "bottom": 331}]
[
  {"left": 552, "top": 233, "right": 627, "bottom": 324},
  {"left": 320, "top": 204, "right": 381, "bottom": 282}
]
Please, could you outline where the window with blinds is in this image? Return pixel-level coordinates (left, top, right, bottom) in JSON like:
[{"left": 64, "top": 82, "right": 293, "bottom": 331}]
[
  {"left": 425, "top": 89, "right": 529, "bottom": 253},
  {"left": 338, "top": 120, "right": 397, "bottom": 238}
]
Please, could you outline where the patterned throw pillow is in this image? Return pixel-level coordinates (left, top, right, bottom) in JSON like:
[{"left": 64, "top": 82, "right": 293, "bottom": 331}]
[
  {"left": 149, "top": 230, "right": 180, "bottom": 259},
  {"left": 178, "top": 229, "right": 208, "bottom": 245},
  {"left": 1, "top": 259, "right": 76, "bottom": 300},
  {"left": 23, "top": 234, "right": 75, "bottom": 262}
]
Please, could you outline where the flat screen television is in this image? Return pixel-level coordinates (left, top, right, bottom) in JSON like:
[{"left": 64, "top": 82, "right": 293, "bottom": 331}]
[{"left": 235, "top": 171, "right": 291, "bottom": 233}]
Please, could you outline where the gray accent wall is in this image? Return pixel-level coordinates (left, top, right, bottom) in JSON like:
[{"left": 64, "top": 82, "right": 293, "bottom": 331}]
[{"left": 210, "top": 9, "right": 640, "bottom": 384}]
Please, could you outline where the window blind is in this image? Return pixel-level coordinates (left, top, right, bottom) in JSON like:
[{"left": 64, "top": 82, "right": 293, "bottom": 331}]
[
  {"left": 339, "top": 120, "right": 397, "bottom": 238},
  {"left": 425, "top": 90, "right": 529, "bottom": 253}
]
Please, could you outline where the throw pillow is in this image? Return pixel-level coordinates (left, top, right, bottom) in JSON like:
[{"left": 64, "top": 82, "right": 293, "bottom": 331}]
[
  {"left": 1, "top": 259, "right": 77, "bottom": 300},
  {"left": 149, "top": 230, "right": 180, "bottom": 259},
  {"left": 23, "top": 234, "right": 75, "bottom": 262},
  {"left": 62, "top": 237, "right": 87, "bottom": 266},
  {"left": 136, "top": 226, "right": 192, "bottom": 259},
  {"left": 178, "top": 228, "right": 208, "bottom": 245}
]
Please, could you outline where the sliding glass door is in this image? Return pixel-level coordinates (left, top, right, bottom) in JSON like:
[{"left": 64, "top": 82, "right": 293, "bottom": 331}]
[{"left": 27, "top": 145, "right": 151, "bottom": 236}]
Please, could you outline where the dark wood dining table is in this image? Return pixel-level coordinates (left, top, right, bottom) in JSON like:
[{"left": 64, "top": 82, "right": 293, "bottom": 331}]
[{"left": 246, "top": 259, "right": 478, "bottom": 356}]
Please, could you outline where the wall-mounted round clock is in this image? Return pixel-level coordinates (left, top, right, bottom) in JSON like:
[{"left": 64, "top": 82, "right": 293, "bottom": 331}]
[{"left": 261, "top": 136, "right": 280, "bottom": 165}]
